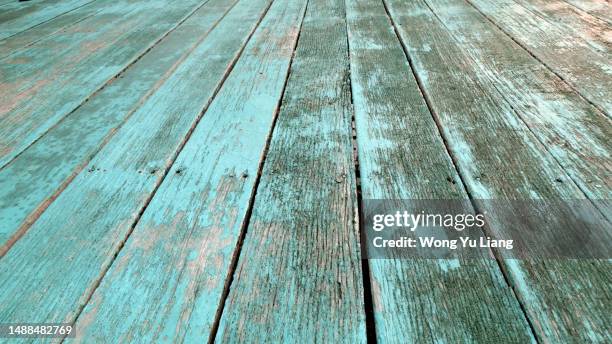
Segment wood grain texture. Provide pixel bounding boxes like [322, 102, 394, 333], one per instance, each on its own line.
[71, 0, 308, 341]
[0, 0, 272, 331]
[465, 0, 612, 116]
[423, 0, 611, 205]
[564, 0, 612, 23]
[0, 0, 238, 254]
[0, 0, 207, 168]
[346, 0, 534, 342]
[215, 0, 367, 342]
[386, 0, 612, 342]
[516, 0, 611, 54]
[0, 0, 104, 58]
[0, 0, 94, 40]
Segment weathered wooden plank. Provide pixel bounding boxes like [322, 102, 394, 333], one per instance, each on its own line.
[0, 0, 272, 331]
[0, 0, 104, 58]
[564, 0, 612, 23]
[515, 0, 611, 54]
[346, 0, 535, 342]
[71, 1, 306, 342]
[0, 0, 238, 254]
[423, 0, 611, 204]
[0, 1, 51, 17]
[0, 0, 94, 40]
[465, 0, 612, 116]
[386, 0, 612, 342]
[215, 0, 367, 342]
[0, 0, 207, 168]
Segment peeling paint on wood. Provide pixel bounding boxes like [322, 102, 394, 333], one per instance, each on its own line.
[0, 0, 272, 330]
[216, 0, 367, 342]
[385, 0, 612, 341]
[465, 0, 612, 116]
[72, 0, 308, 341]
[0, 0, 239, 254]
[0, 0, 208, 168]
[347, 0, 535, 342]
[0, 0, 609, 342]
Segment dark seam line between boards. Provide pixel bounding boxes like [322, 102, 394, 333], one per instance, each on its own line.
[206, 1, 311, 342]
[380, 0, 542, 342]
[423, 0, 612, 224]
[342, 0, 378, 341]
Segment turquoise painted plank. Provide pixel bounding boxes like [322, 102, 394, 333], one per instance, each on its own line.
[0, 0, 207, 168]
[0, 0, 95, 40]
[0, 0, 47, 16]
[515, 0, 611, 54]
[465, 0, 612, 116]
[564, 0, 612, 23]
[0, 0, 238, 254]
[424, 0, 611, 211]
[385, 0, 612, 342]
[216, 0, 367, 342]
[346, 0, 535, 342]
[72, 0, 307, 341]
[0, 0, 104, 58]
[0, 0, 272, 331]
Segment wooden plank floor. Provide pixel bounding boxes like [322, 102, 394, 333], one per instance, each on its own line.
[0, 0, 610, 342]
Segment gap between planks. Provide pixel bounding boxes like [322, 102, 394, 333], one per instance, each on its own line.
[205, 3, 310, 342]
[379, 0, 542, 341]
[562, 0, 612, 24]
[342, 0, 378, 341]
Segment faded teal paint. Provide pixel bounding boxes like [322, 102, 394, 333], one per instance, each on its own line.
[424, 0, 611, 205]
[346, 0, 535, 342]
[0, 0, 609, 342]
[466, 0, 612, 115]
[0, 0, 207, 168]
[216, 0, 367, 342]
[0, 0, 272, 330]
[72, 0, 307, 341]
[0, 0, 95, 40]
[386, 0, 612, 342]
[564, 0, 612, 23]
[0, 0, 106, 58]
[0, 0, 239, 253]
[511, 0, 610, 54]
